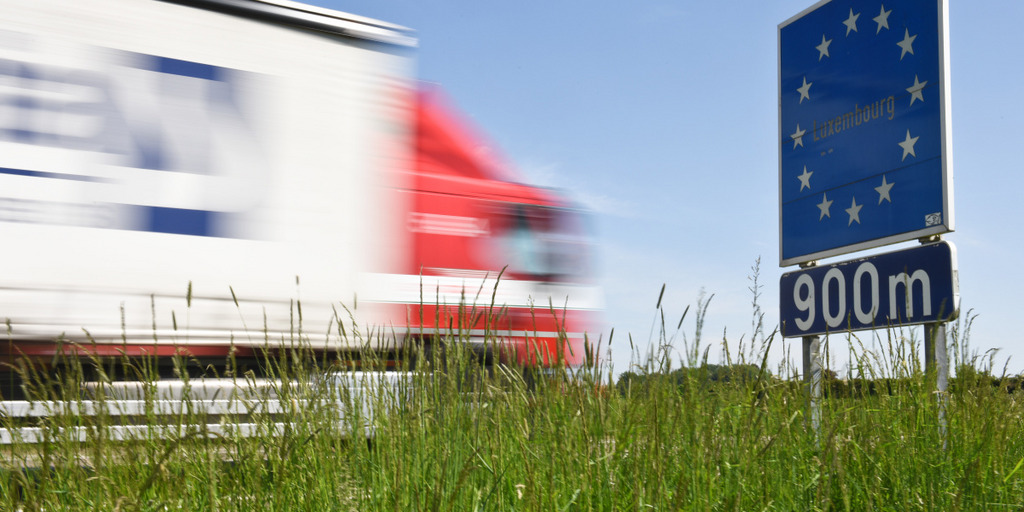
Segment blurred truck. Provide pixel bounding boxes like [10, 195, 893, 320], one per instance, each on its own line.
[0, 0, 600, 389]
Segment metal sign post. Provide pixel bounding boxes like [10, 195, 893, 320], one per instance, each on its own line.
[924, 321, 949, 445]
[803, 334, 821, 437]
[797, 259, 822, 440]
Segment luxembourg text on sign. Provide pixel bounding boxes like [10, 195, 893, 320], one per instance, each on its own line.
[779, 0, 952, 266]
[779, 241, 958, 338]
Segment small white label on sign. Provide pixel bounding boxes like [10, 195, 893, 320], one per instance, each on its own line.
[925, 213, 942, 226]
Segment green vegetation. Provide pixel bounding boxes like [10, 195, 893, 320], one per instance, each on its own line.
[1, 288, 1023, 511]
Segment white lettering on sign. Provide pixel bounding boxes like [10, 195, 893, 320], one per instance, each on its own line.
[889, 270, 931, 320]
[853, 263, 879, 324]
[822, 268, 845, 329]
[794, 273, 815, 331]
[792, 261, 934, 331]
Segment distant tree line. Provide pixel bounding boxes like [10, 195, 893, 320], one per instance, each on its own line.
[615, 363, 765, 397]
[615, 363, 1024, 398]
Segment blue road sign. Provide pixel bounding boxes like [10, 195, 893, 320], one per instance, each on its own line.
[779, 0, 952, 266]
[779, 241, 958, 337]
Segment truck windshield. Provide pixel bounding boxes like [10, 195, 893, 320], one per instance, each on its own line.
[504, 205, 591, 281]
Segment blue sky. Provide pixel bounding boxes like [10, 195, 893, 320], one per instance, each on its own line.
[313, 0, 1024, 377]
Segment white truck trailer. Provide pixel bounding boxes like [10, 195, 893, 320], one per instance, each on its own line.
[0, 0, 599, 395]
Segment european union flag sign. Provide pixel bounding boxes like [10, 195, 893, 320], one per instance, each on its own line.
[779, 0, 952, 267]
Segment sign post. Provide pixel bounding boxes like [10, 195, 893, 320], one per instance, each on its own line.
[779, 0, 954, 440]
[803, 334, 822, 435]
[925, 322, 949, 444]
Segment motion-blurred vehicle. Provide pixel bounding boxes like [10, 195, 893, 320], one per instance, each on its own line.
[0, 0, 599, 390]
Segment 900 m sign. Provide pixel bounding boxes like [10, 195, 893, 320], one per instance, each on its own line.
[780, 242, 958, 337]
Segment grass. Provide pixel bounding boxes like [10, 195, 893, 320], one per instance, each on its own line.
[1, 283, 1023, 511]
